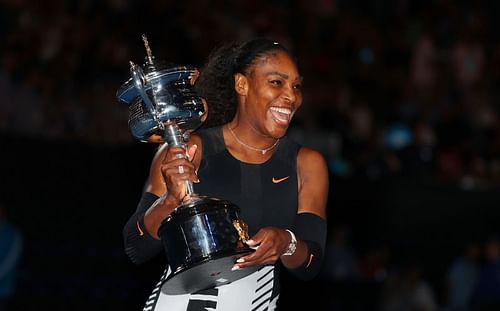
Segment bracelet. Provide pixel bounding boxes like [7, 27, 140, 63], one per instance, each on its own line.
[282, 229, 297, 256]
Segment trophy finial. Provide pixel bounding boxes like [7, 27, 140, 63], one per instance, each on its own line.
[142, 34, 154, 66]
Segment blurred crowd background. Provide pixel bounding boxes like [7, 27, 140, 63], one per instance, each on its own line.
[1, 0, 500, 310]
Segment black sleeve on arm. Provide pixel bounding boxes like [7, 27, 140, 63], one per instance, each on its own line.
[287, 212, 327, 281]
[123, 192, 164, 265]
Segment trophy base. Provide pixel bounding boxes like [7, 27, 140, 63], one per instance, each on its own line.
[162, 248, 259, 295]
[158, 195, 258, 295]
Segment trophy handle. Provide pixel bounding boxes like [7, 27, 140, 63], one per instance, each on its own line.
[129, 61, 163, 126]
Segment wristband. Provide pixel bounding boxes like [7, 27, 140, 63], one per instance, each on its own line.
[282, 229, 297, 256]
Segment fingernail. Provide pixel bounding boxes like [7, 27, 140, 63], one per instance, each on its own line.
[236, 258, 245, 263]
[194, 178, 200, 183]
[231, 265, 240, 271]
[246, 239, 256, 245]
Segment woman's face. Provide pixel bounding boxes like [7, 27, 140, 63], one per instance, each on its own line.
[238, 50, 303, 139]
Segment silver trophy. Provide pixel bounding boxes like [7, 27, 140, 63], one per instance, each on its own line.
[116, 35, 258, 295]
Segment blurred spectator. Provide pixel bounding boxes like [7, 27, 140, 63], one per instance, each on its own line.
[449, 16, 485, 91]
[0, 204, 23, 311]
[384, 122, 413, 152]
[359, 243, 390, 283]
[380, 259, 438, 311]
[410, 31, 438, 95]
[446, 240, 481, 311]
[320, 223, 361, 282]
[469, 235, 500, 311]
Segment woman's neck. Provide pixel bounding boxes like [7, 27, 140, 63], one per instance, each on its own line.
[223, 121, 279, 163]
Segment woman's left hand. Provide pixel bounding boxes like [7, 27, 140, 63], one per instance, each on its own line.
[232, 227, 290, 270]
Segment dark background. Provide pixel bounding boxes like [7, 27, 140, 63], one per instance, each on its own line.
[1, 0, 500, 310]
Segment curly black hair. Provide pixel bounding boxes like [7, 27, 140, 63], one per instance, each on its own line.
[194, 38, 291, 128]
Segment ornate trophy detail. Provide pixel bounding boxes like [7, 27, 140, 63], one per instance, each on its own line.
[116, 35, 257, 295]
[233, 220, 250, 244]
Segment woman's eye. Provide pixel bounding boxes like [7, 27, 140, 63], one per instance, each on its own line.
[293, 83, 302, 90]
[270, 80, 282, 86]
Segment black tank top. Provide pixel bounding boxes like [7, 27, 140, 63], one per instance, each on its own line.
[194, 126, 300, 236]
[143, 126, 302, 310]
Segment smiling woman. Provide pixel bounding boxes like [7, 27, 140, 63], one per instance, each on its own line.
[122, 38, 329, 311]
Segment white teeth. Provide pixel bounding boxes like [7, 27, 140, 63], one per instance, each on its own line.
[269, 107, 293, 124]
[270, 107, 291, 114]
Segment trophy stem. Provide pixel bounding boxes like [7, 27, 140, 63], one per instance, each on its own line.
[163, 123, 195, 197]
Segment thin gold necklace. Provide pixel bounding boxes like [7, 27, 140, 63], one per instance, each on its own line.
[227, 125, 279, 155]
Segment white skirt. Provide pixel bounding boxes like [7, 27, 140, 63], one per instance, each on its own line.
[143, 265, 278, 311]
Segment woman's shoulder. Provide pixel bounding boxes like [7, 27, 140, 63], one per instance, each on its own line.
[296, 145, 328, 173]
[298, 145, 326, 162]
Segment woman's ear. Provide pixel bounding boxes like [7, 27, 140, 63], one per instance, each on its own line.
[200, 98, 208, 123]
[234, 73, 248, 96]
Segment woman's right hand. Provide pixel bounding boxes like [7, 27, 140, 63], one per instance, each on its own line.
[159, 144, 199, 205]
[143, 143, 199, 239]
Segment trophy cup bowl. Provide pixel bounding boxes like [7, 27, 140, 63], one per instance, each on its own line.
[116, 35, 258, 295]
[116, 63, 204, 143]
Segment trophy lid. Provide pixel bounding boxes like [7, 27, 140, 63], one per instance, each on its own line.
[116, 65, 199, 107]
